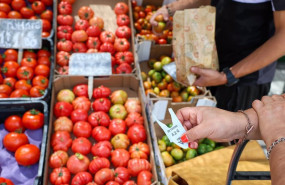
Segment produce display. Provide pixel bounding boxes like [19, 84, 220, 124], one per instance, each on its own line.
[131, 1, 172, 45]
[0, 0, 54, 38]
[0, 108, 45, 184]
[55, 2, 135, 75]
[141, 56, 202, 101]
[0, 47, 52, 98]
[48, 83, 153, 185]
[158, 126, 224, 167]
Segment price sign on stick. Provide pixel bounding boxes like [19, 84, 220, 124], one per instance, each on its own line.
[163, 62, 177, 81]
[69, 53, 112, 99]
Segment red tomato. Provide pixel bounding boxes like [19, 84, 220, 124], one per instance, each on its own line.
[71, 137, 92, 155]
[72, 83, 88, 97]
[49, 150, 69, 168]
[67, 153, 90, 174]
[40, 10, 53, 21]
[53, 101, 73, 118]
[123, 181, 136, 185]
[117, 14, 130, 26]
[89, 16, 104, 30]
[3, 77, 16, 89]
[88, 111, 110, 127]
[21, 57, 37, 68]
[42, 19, 51, 32]
[1, 61, 19, 78]
[41, 0, 53, 6]
[114, 38, 130, 52]
[0, 84, 12, 96]
[91, 141, 112, 158]
[127, 159, 151, 177]
[34, 64, 50, 77]
[11, 0, 26, 11]
[116, 63, 132, 74]
[129, 142, 150, 160]
[20, 7, 35, 18]
[22, 109, 44, 130]
[124, 99, 142, 114]
[30, 86, 45, 97]
[106, 182, 120, 185]
[37, 49, 51, 58]
[7, 11, 20, 19]
[114, 167, 130, 184]
[89, 157, 110, 174]
[111, 149, 130, 167]
[86, 25, 101, 37]
[71, 109, 88, 123]
[127, 124, 146, 144]
[31, 1, 45, 14]
[57, 26, 73, 40]
[73, 121, 92, 138]
[10, 89, 29, 98]
[15, 79, 32, 91]
[100, 31, 115, 43]
[158, 38, 167, 45]
[125, 112, 144, 127]
[38, 56, 51, 66]
[4, 49, 18, 61]
[92, 126, 111, 142]
[56, 51, 70, 67]
[115, 51, 134, 65]
[23, 50, 37, 59]
[72, 96, 91, 112]
[78, 6, 94, 20]
[53, 116, 73, 132]
[57, 39, 73, 52]
[71, 172, 93, 185]
[51, 131, 72, 151]
[75, 19, 90, 31]
[137, 171, 152, 185]
[114, 2, 129, 15]
[0, 11, 7, 18]
[57, 14, 73, 26]
[4, 115, 24, 132]
[73, 42, 88, 53]
[16, 66, 34, 80]
[42, 32, 51, 38]
[58, 1, 72, 15]
[99, 42, 115, 55]
[32, 75, 49, 88]
[94, 168, 114, 185]
[109, 119, 126, 135]
[0, 178, 14, 185]
[3, 132, 29, 152]
[92, 98, 111, 113]
[92, 85, 111, 99]
[58, 66, 69, 75]
[86, 37, 101, 50]
[0, 3, 10, 14]
[87, 48, 98, 53]
[50, 167, 71, 185]
[115, 26, 131, 39]
[15, 144, 40, 166]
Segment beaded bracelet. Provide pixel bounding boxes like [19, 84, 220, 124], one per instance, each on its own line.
[267, 137, 285, 159]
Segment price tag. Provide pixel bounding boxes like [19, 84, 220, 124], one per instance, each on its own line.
[137, 41, 151, 62]
[0, 19, 42, 49]
[152, 100, 168, 121]
[153, 108, 188, 149]
[163, 62, 177, 81]
[69, 53, 112, 76]
[196, 98, 217, 107]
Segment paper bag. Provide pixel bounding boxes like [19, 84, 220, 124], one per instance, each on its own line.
[173, 6, 219, 86]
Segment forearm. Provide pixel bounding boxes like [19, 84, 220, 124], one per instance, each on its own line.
[269, 143, 285, 185]
[168, 0, 211, 13]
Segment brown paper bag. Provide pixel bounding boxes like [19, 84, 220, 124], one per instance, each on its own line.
[173, 6, 219, 86]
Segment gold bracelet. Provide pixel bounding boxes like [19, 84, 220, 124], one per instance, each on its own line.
[238, 110, 254, 142]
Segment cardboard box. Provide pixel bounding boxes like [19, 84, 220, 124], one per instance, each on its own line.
[43, 75, 159, 185]
[54, 0, 138, 77]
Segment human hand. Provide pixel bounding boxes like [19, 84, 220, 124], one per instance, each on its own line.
[176, 107, 249, 148]
[190, 67, 227, 87]
[150, 6, 169, 27]
[252, 94, 285, 147]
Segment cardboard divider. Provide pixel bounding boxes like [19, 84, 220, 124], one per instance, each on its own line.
[43, 75, 158, 185]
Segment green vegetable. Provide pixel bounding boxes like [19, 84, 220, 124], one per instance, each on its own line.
[197, 144, 207, 155]
[162, 135, 171, 146]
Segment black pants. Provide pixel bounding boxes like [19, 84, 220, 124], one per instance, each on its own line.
[210, 83, 271, 112]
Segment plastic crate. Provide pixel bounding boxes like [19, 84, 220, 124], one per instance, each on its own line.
[0, 100, 49, 185]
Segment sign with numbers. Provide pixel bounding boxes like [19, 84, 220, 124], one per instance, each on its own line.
[69, 53, 112, 76]
[0, 19, 42, 49]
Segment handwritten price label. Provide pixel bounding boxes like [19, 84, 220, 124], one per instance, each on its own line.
[0, 19, 42, 49]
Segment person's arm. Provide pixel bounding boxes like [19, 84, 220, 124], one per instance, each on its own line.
[190, 10, 285, 87]
[150, 0, 211, 26]
[252, 94, 285, 185]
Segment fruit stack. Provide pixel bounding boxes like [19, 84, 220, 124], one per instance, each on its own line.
[55, 1, 135, 75]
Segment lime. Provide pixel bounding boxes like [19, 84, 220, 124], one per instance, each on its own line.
[162, 135, 171, 146]
[158, 139, 166, 152]
[153, 62, 163, 72]
[197, 144, 207, 155]
[185, 148, 197, 160]
[171, 148, 184, 161]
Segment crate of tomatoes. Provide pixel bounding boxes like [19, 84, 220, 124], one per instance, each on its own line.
[0, 0, 55, 39]
[55, 0, 137, 76]
[0, 39, 54, 101]
[0, 100, 49, 185]
[43, 75, 158, 185]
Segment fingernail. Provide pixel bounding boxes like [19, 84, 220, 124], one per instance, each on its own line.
[189, 142, 198, 149]
[181, 134, 189, 143]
